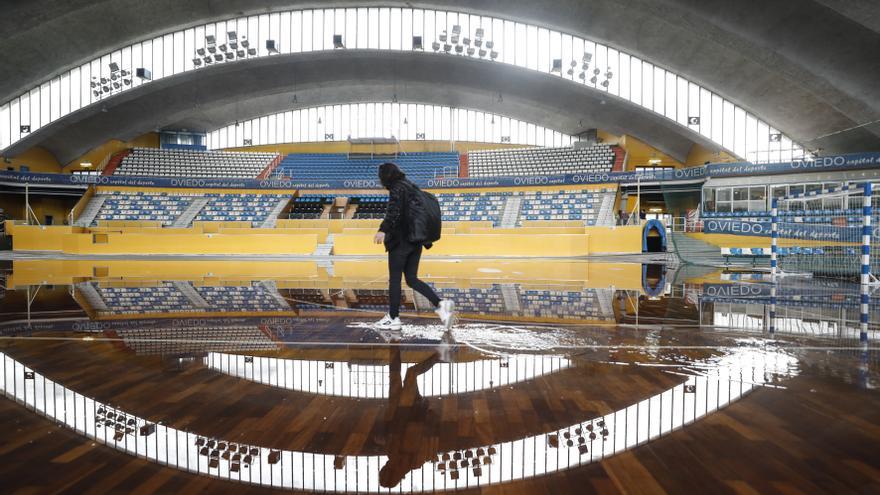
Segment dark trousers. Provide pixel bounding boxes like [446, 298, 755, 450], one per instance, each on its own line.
[388, 240, 441, 318]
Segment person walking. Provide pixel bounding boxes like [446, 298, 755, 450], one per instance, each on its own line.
[373, 162, 454, 330]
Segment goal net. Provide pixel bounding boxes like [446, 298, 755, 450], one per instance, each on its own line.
[772, 182, 876, 281]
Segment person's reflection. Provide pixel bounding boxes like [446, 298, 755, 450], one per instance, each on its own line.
[377, 338, 445, 488]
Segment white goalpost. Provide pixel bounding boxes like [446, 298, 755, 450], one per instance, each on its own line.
[770, 182, 877, 342]
[771, 182, 877, 284]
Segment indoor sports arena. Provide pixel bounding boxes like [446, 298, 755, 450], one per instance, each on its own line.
[1, 2, 880, 493]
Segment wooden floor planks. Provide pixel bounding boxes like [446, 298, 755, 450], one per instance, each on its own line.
[1, 334, 879, 494]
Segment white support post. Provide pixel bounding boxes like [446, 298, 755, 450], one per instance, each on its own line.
[637, 176, 641, 226]
[770, 198, 778, 280]
[24, 183, 41, 226]
[860, 182, 873, 342]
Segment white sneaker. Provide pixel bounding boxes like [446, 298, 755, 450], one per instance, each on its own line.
[437, 329, 456, 363]
[435, 300, 456, 329]
[374, 314, 402, 330]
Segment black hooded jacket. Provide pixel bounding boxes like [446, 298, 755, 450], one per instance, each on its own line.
[378, 178, 415, 252]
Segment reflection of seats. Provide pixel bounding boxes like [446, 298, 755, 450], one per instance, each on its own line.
[353, 289, 388, 309]
[116, 326, 277, 355]
[283, 289, 327, 309]
[95, 282, 199, 315]
[195, 282, 290, 312]
[435, 287, 505, 314]
[92, 281, 289, 315]
[352, 289, 415, 311]
[519, 289, 611, 320]
[431, 286, 612, 320]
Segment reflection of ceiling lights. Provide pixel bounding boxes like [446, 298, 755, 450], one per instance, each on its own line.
[648, 158, 662, 165]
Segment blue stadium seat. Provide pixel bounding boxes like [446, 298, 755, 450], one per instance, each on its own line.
[273, 152, 459, 181]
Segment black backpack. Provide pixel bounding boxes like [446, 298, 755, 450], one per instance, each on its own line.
[404, 183, 442, 246]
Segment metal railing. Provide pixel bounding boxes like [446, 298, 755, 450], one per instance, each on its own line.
[670, 216, 702, 233]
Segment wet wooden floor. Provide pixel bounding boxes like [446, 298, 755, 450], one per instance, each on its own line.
[1, 333, 879, 494]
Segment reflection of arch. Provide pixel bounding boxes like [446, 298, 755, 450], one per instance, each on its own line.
[0, 348, 792, 492]
[642, 219, 667, 253]
[205, 353, 571, 398]
[642, 264, 668, 298]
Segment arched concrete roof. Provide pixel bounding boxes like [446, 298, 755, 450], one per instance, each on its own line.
[6, 51, 719, 164]
[1, 0, 878, 155]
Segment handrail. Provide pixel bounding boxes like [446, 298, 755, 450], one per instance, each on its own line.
[670, 216, 702, 233]
[97, 150, 114, 172]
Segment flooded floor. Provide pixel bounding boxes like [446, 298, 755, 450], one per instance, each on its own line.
[0, 258, 879, 494]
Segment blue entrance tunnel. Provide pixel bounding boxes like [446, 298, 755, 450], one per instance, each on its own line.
[642, 219, 667, 253]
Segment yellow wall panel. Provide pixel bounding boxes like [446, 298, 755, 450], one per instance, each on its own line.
[586, 226, 643, 254]
[9, 224, 316, 255]
[620, 135, 682, 169]
[5, 146, 62, 173]
[519, 220, 587, 228]
[63, 233, 317, 255]
[219, 227, 329, 243]
[684, 143, 738, 166]
[8, 224, 81, 251]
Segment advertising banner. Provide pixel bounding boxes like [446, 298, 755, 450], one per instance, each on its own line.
[701, 218, 861, 241]
[1, 152, 878, 191]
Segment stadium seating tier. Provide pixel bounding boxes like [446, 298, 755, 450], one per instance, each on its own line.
[113, 148, 277, 178]
[467, 145, 618, 178]
[273, 152, 459, 181]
